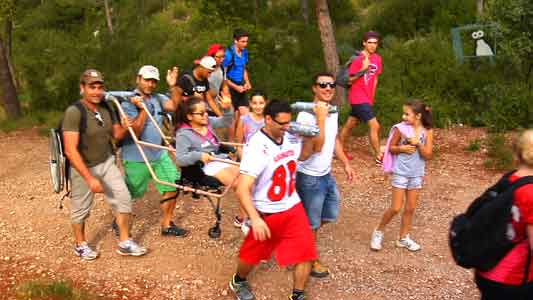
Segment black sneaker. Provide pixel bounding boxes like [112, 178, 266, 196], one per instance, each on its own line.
[229, 274, 254, 300]
[288, 293, 306, 300]
[161, 222, 189, 237]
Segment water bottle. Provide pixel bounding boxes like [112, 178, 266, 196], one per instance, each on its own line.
[106, 91, 137, 101]
[288, 122, 320, 137]
[291, 102, 337, 114]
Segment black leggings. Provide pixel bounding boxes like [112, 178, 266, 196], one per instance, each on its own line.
[475, 274, 533, 300]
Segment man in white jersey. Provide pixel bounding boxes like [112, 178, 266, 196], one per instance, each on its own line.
[296, 72, 355, 278]
[229, 100, 328, 300]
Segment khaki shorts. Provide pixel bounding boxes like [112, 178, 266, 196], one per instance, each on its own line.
[69, 155, 132, 224]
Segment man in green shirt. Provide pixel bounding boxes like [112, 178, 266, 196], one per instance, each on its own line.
[62, 69, 148, 260]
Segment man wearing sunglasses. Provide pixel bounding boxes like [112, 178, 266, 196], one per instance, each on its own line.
[120, 65, 188, 238]
[170, 56, 223, 117]
[295, 72, 355, 279]
[339, 31, 383, 164]
[62, 69, 147, 259]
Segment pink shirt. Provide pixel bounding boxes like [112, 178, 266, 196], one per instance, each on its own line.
[348, 53, 382, 105]
[478, 173, 533, 285]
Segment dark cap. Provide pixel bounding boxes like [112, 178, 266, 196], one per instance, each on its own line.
[80, 69, 104, 84]
[363, 31, 381, 42]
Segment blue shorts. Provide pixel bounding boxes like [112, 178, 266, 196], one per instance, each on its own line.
[391, 174, 423, 190]
[350, 103, 375, 123]
[295, 172, 340, 230]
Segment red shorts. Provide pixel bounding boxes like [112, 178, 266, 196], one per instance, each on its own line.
[239, 202, 317, 267]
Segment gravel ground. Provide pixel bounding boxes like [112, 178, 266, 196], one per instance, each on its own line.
[0, 127, 499, 299]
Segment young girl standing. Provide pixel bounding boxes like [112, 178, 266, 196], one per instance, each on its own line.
[235, 91, 267, 158]
[370, 99, 433, 252]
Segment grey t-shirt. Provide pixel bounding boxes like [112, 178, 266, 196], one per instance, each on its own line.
[208, 67, 224, 95]
[392, 130, 427, 177]
[62, 101, 117, 167]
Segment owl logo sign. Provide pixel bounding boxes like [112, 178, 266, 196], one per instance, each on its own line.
[451, 24, 498, 64]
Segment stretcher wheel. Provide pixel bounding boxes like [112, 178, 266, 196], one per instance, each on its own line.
[208, 226, 221, 239]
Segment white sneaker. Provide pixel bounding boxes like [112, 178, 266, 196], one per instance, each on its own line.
[241, 220, 251, 236]
[370, 229, 384, 251]
[74, 242, 98, 260]
[396, 234, 421, 251]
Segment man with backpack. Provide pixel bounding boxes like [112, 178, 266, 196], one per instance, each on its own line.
[339, 31, 383, 163]
[118, 65, 188, 238]
[223, 28, 252, 140]
[170, 56, 223, 117]
[62, 69, 147, 259]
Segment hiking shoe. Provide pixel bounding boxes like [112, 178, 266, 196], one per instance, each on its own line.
[310, 260, 329, 278]
[229, 274, 254, 300]
[116, 239, 148, 256]
[396, 235, 421, 252]
[288, 294, 306, 300]
[233, 216, 245, 228]
[161, 222, 189, 237]
[74, 242, 98, 261]
[370, 229, 384, 251]
[111, 219, 119, 237]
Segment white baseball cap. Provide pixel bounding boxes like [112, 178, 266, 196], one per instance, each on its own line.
[199, 56, 217, 71]
[138, 65, 160, 81]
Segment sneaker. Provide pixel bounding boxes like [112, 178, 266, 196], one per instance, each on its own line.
[161, 222, 189, 237]
[74, 242, 98, 261]
[229, 274, 254, 300]
[288, 294, 306, 300]
[111, 218, 119, 237]
[396, 234, 421, 252]
[233, 216, 244, 228]
[370, 229, 384, 251]
[116, 239, 148, 256]
[310, 260, 329, 278]
[241, 221, 251, 236]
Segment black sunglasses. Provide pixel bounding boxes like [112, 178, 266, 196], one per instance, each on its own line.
[316, 82, 336, 89]
[190, 111, 208, 116]
[272, 118, 291, 126]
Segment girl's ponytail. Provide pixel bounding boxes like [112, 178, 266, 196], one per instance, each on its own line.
[405, 99, 433, 129]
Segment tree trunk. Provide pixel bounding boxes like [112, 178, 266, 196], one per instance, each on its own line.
[0, 37, 21, 119]
[4, 19, 18, 90]
[315, 0, 342, 105]
[104, 0, 114, 34]
[300, 0, 309, 25]
[477, 0, 484, 16]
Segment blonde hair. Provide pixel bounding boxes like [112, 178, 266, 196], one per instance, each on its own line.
[515, 129, 533, 167]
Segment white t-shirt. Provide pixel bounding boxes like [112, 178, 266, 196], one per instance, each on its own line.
[240, 130, 302, 213]
[296, 111, 338, 176]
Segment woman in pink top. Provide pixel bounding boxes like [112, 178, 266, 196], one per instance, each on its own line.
[476, 129, 533, 299]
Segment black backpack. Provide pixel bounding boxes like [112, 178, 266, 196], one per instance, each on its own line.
[335, 51, 364, 88]
[449, 171, 533, 271]
[49, 100, 115, 207]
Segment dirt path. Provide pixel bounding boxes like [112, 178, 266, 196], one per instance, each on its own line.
[0, 127, 499, 299]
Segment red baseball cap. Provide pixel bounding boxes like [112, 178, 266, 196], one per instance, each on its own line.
[207, 43, 224, 56]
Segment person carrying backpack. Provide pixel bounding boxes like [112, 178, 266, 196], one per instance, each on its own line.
[474, 129, 533, 299]
[339, 31, 383, 163]
[370, 99, 433, 252]
[62, 69, 147, 259]
[223, 28, 252, 140]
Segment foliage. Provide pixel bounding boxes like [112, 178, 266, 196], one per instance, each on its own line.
[2, 0, 531, 133]
[484, 133, 515, 170]
[16, 280, 90, 300]
[465, 138, 482, 152]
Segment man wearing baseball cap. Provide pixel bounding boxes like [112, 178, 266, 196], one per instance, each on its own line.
[62, 69, 147, 259]
[170, 56, 223, 117]
[339, 31, 383, 164]
[118, 65, 189, 238]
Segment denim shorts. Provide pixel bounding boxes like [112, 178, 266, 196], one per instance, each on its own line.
[350, 103, 375, 122]
[391, 174, 423, 190]
[295, 172, 340, 230]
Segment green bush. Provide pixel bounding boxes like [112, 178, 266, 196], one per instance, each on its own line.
[16, 280, 90, 300]
[484, 133, 514, 170]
